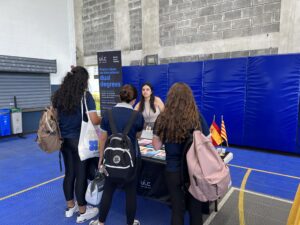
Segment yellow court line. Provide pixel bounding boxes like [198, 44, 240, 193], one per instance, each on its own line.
[0, 175, 64, 201]
[238, 168, 252, 225]
[229, 164, 300, 180]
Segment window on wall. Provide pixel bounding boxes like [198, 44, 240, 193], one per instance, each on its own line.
[0, 72, 51, 110]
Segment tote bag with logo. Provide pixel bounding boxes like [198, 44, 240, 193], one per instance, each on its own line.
[78, 93, 99, 161]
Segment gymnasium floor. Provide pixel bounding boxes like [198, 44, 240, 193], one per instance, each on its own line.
[0, 134, 299, 225]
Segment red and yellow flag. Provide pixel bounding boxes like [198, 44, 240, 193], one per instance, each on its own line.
[221, 117, 228, 146]
[210, 120, 222, 146]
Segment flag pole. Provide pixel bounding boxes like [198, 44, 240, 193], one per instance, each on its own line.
[222, 115, 229, 147]
[220, 115, 223, 150]
[221, 115, 223, 144]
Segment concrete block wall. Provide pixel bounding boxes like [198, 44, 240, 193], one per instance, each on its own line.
[159, 0, 281, 46]
[82, 0, 115, 56]
[76, 0, 300, 66]
[129, 0, 142, 50]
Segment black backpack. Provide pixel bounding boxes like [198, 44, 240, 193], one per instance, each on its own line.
[103, 109, 138, 183]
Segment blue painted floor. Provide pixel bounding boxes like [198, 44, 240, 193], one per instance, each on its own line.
[0, 134, 299, 225]
[228, 146, 300, 200]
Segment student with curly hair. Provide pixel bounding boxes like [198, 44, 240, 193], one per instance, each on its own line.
[52, 66, 101, 223]
[152, 82, 209, 225]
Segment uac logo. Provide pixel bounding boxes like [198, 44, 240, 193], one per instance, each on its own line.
[89, 140, 98, 151]
[140, 179, 151, 189]
[98, 56, 107, 64]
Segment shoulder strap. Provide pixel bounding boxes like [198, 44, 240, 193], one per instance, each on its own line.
[180, 130, 194, 187]
[81, 92, 91, 121]
[108, 109, 118, 134]
[123, 111, 138, 136]
[50, 106, 63, 172]
[50, 106, 62, 138]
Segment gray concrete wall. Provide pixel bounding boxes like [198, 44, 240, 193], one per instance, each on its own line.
[76, 0, 299, 66]
[74, 0, 85, 66]
[129, 0, 142, 50]
[159, 0, 280, 46]
[82, 0, 115, 57]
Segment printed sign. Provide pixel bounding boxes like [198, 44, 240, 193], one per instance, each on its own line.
[97, 51, 122, 115]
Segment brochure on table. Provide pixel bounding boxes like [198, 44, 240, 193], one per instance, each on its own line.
[139, 145, 166, 160]
[138, 138, 233, 163]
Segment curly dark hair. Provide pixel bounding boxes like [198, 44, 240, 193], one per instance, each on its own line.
[138, 82, 156, 113]
[52, 66, 89, 113]
[155, 82, 201, 143]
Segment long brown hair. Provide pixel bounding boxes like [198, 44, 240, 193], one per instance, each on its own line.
[155, 82, 201, 143]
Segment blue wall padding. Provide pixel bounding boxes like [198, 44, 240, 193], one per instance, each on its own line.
[122, 66, 141, 102]
[244, 55, 300, 153]
[122, 54, 300, 154]
[138, 65, 169, 102]
[168, 62, 203, 109]
[202, 58, 247, 145]
[122, 66, 141, 87]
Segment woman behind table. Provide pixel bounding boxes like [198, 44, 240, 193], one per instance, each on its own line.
[89, 84, 144, 225]
[52, 66, 101, 223]
[152, 82, 209, 225]
[134, 82, 164, 130]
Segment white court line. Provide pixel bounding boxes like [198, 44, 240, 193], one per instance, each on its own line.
[203, 187, 292, 225]
[232, 187, 293, 204]
[204, 187, 235, 225]
[229, 164, 300, 180]
[0, 175, 64, 201]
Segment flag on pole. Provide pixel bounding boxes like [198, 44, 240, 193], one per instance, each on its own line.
[221, 115, 228, 147]
[210, 115, 222, 146]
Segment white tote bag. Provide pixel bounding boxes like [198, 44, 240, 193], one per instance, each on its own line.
[85, 172, 105, 205]
[78, 93, 99, 161]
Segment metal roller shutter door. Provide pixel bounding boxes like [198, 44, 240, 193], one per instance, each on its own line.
[0, 72, 51, 109]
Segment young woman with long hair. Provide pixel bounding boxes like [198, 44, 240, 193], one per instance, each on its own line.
[134, 82, 164, 130]
[52, 66, 101, 223]
[152, 82, 209, 225]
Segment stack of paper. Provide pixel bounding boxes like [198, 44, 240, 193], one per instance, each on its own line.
[138, 139, 152, 146]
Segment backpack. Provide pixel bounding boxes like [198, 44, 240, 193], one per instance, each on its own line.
[103, 110, 138, 183]
[36, 106, 63, 153]
[185, 130, 231, 202]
